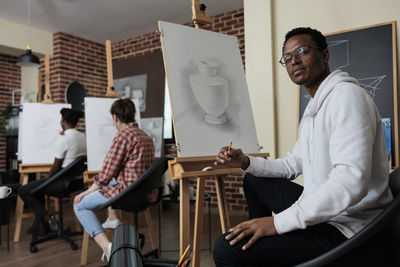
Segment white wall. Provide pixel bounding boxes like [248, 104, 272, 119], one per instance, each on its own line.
[0, 18, 52, 56]
[245, 0, 400, 159]
[244, 0, 277, 158]
[21, 66, 39, 103]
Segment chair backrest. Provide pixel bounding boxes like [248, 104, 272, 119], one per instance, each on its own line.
[98, 155, 172, 213]
[295, 167, 400, 267]
[30, 154, 87, 197]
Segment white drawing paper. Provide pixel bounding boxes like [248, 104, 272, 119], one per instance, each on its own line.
[85, 97, 141, 171]
[140, 117, 163, 158]
[159, 21, 259, 156]
[20, 103, 71, 164]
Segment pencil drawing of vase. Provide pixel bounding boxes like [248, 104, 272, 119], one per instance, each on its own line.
[189, 59, 229, 124]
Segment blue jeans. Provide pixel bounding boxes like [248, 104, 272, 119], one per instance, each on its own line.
[73, 179, 116, 238]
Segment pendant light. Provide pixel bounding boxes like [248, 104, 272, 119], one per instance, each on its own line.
[17, 0, 40, 66]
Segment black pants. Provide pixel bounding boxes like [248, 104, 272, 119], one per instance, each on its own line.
[213, 174, 347, 267]
[18, 179, 48, 217]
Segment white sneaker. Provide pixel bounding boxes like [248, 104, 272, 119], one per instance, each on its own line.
[101, 242, 112, 262]
[101, 218, 120, 229]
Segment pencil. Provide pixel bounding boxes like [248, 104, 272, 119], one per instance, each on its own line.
[225, 142, 232, 159]
[177, 244, 190, 266]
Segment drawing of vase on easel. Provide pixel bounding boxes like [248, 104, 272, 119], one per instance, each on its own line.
[189, 59, 229, 124]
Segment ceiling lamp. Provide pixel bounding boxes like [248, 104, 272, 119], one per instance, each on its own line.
[18, 0, 40, 66]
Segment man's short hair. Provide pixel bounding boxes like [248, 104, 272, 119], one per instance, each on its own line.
[282, 27, 328, 53]
[110, 98, 136, 123]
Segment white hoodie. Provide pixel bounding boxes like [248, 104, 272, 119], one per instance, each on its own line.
[246, 70, 393, 238]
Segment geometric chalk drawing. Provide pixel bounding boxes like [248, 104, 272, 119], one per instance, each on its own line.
[328, 40, 350, 69]
[358, 75, 386, 99]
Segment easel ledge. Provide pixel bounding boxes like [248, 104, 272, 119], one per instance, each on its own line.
[168, 153, 269, 180]
[19, 163, 53, 173]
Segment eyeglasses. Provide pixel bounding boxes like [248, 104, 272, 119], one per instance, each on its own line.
[279, 45, 322, 67]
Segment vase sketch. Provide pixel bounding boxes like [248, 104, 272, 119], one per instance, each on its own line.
[189, 59, 229, 124]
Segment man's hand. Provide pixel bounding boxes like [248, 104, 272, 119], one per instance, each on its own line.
[225, 217, 277, 250]
[214, 147, 250, 170]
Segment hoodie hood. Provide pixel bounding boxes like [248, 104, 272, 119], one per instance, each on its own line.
[304, 70, 359, 118]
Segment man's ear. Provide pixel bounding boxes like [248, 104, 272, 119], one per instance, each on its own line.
[322, 49, 329, 62]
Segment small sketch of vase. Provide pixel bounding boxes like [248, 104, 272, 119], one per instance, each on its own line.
[189, 59, 229, 124]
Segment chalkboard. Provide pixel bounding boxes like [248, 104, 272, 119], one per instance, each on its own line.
[298, 22, 398, 167]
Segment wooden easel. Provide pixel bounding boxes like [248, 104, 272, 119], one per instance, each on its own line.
[80, 39, 118, 265]
[42, 54, 54, 104]
[162, 2, 269, 267]
[14, 53, 54, 242]
[105, 40, 119, 98]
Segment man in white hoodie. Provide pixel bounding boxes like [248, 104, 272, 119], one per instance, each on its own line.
[213, 27, 393, 266]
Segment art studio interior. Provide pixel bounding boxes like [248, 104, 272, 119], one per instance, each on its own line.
[0, 0, 400, 266]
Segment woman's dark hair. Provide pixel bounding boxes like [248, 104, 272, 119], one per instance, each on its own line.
[110, 98, 136, 123]
[282, 27, 328, 53]
[60, 108, 84, 127]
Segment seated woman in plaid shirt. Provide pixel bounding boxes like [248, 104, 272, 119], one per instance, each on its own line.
[74, 98, 155, 262]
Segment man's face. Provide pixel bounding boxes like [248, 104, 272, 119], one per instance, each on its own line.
[282, 34, 328, 87]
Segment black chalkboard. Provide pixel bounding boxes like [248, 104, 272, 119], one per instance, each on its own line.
[298, 22, 398, 167]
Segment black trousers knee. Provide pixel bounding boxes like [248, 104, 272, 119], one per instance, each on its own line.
[18, 179, 48, 217]
[213, 174, 347, 267]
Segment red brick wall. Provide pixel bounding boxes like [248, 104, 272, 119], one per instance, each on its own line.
[0, 54, 21, 171]
[112, 9, 247, 211]
[50, 32, 108, 101]
[111, 9, 245, 64]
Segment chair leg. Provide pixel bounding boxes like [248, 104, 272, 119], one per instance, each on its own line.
[158, 202, 162, 255]
[14, 173, 29, 242]
[80, 231, 90, 266]
[144, 208, 158, 251]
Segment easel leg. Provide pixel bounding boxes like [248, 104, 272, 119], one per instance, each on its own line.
[179, 179, 190, 256]
[193, 177, 205, 267]
[80, 231, 90, 265]
[144, 208, 157, 251]
[214, 176, 231, 233]
[14, 173, 29, 242]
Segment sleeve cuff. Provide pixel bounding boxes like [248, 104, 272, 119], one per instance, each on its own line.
[243, 156, 256, 173]
[273, 206, 301, 235]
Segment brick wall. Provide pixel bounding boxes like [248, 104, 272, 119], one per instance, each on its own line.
[0, 54, 21, 171]
[111, 9, 245, 64]
[112, 9, 247, 211]
[50, 32, 108, 101]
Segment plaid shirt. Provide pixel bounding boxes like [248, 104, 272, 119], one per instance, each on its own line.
[93, 123, 155, 199]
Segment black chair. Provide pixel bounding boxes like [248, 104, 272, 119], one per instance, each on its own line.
[29, 154, 87, 253]
[295, 168, 400, 267]
[98, 155, 173, 258]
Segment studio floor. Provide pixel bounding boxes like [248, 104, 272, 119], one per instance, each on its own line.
[0, 198, 248, 267]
